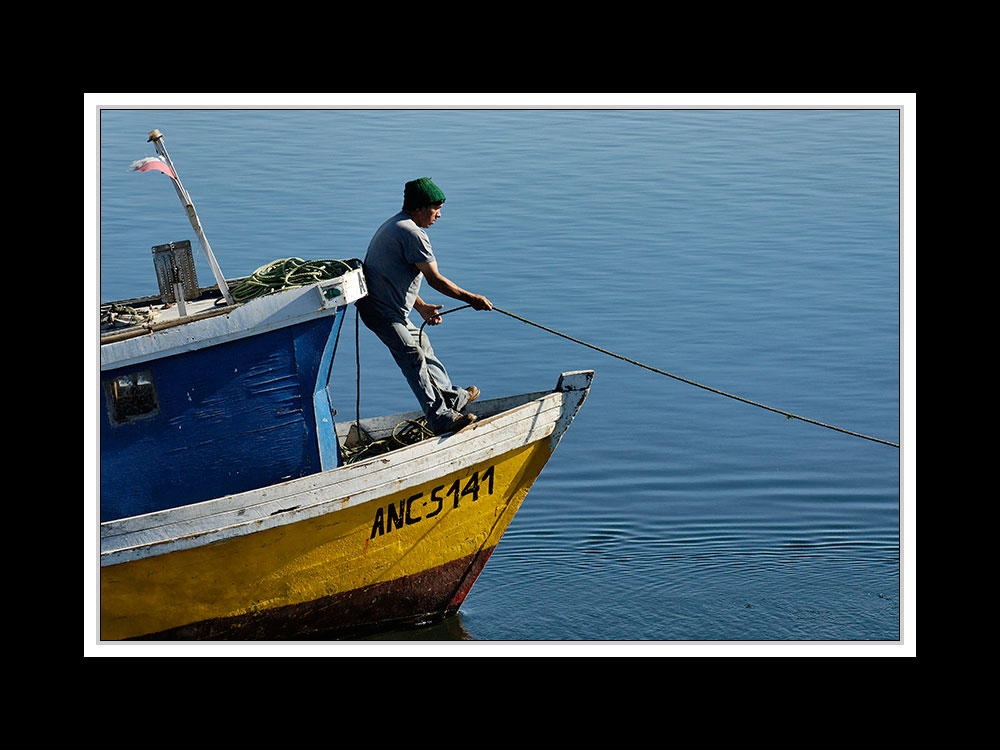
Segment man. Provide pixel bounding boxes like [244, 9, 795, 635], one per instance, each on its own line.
[356, 177, 493, 435]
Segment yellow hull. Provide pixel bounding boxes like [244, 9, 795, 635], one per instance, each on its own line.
[101, 441, 552, 640]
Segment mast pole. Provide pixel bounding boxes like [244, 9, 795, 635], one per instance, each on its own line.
[146, 129, 235, 305]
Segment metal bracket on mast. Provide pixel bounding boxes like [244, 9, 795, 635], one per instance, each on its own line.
[146, 129, 235, 306]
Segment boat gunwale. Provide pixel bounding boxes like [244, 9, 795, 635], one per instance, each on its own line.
[99, 379, 591, 565]
[102, 388, 551, 532]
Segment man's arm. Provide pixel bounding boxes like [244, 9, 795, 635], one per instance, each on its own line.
[415, 260, 493, 312]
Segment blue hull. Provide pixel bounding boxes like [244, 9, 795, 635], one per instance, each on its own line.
[100, 312, 346, 522]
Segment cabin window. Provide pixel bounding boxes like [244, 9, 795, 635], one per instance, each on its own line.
[104, 370, 160, 425]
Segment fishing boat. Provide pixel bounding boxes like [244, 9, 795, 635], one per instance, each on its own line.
[98, 130, 594, 640]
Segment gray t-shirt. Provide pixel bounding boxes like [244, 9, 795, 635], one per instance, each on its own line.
[361, 211, 436, 321]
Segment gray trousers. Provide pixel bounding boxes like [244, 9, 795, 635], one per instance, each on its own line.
[357, 301, 470, 432]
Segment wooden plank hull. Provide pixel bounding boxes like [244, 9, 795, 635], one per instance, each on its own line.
[100, 269, 367, 521]
[100, 372, 593, 640]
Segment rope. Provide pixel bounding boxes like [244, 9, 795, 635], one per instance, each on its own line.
[422, 304, 899, 449]
[342, 304, 438, 465]
[355, 304, 361, 443]
[227, 258, 354, 303]
[101, 303, 155, 329]
[340, 418, 436, 465]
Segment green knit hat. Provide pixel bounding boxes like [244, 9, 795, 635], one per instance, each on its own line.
[403, 177, 446, 210]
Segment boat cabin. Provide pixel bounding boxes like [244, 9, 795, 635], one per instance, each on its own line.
[99, 242, 366, 523]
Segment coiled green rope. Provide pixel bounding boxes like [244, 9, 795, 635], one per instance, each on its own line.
[228, 258, 354, 303]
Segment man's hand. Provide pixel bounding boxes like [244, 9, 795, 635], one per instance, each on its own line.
[414, 299, 444, 326]
[467, 293, 493, 311]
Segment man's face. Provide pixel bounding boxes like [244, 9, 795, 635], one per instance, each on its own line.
[411, 203, 443, 228]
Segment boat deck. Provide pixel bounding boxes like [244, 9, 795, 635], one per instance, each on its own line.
[100, 262, 366, 366]
[100, 283, 236, 341]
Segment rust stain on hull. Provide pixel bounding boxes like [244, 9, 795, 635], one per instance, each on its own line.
[134, 546, 496, 640]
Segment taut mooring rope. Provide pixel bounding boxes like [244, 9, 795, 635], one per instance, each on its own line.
[422, 304, 899, 449]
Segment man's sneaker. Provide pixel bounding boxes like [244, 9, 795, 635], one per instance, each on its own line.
[436, 412, 477, 435]
[465, 386, 480, 405]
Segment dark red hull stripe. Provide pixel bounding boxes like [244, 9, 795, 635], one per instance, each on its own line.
[134, 545, 497, 640]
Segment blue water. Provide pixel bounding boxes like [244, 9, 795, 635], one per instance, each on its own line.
[94, 108, 904, 645]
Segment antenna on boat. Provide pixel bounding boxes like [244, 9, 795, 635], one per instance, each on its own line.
[145, 129, 235, 306]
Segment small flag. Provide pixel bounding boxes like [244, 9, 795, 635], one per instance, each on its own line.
[129, 156, 175, 179]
